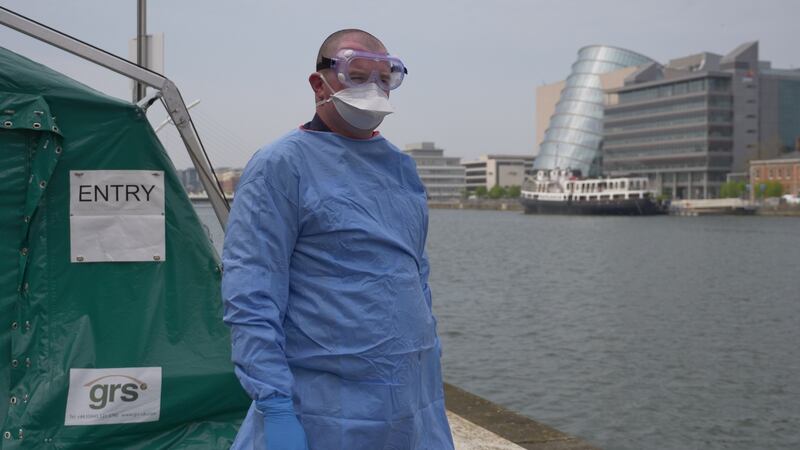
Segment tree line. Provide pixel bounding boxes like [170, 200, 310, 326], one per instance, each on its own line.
[719, 180, 783, 199]
[466, 185, 522, 199]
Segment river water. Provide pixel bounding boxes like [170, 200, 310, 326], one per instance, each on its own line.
[197, 204, 800, 450]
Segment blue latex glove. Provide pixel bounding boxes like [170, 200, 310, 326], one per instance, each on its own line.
[257, 396, 308, 450]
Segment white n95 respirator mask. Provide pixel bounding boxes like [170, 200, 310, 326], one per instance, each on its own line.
[316, 74, 394, 130]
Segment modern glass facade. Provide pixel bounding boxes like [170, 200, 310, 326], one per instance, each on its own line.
[534, 46, 654, 176]
[778, 79, 800, 150]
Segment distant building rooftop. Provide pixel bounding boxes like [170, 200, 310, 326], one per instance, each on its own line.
[750, 152, 800, 164]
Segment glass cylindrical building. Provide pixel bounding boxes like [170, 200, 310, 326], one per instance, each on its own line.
[534, 46, 654, 176]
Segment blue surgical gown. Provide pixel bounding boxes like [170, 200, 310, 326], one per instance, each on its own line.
[222, 128, 454, 450]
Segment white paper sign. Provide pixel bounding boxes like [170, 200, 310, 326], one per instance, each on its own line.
[65, 367, 162, 426]
[70, 170, 165, 262]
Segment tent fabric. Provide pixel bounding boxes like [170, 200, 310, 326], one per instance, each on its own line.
[0, 46, 249, 449]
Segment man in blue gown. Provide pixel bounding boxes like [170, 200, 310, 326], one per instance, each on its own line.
[222, 29, 454, 450]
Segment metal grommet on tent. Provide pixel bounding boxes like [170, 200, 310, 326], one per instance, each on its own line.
[10, 359, 19, 368]
[55, 146, 62, 154]
[39, 180, 46, 189]
[51, 125, 59, 132]
[9, 396, 17, 405]
[3, 431, 11, 440]
[3, 121, 11, 127]
[32, 122, 41, 129]
[11, 321, 18, 330]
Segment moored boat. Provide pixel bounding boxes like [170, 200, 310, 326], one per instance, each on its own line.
[520, 169, 668, 215]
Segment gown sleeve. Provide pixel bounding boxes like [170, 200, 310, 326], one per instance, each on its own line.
[221, 165, 299, 404]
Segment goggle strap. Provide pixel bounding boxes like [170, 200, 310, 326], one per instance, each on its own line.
[316, 56, 336, 71]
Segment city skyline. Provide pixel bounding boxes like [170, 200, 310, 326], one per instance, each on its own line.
[1, 1, 798, 170]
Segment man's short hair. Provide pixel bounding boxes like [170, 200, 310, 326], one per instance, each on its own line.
[316, 29, 386, 67]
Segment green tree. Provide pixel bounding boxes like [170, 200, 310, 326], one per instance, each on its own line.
[720, 183, 731, 198]
[719, 181, 746, 198]
[475, 186, 488, 198]
[506, 185, 521, 198]
[754, 181, 784, 199]
[765, 180, 783, 198]
[488, 185, 505, 199]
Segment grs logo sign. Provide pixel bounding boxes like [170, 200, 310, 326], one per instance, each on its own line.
[65, 367, 162, 426]
[85, 374, 146, 409]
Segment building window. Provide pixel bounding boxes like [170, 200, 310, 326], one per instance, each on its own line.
[688, 79, 706, 93]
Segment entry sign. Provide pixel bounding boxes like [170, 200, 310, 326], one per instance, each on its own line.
[70, 170, 165, 263]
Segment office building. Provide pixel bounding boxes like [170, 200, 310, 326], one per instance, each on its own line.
[603, 64, 736, 199]
[535, 41, 800, 199]
[462, 155, 535, 192]
[402, 142, 465, 201]
[604, 42, 800, 198]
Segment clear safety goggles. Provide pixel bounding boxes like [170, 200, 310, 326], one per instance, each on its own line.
[316, 48, 408, 91]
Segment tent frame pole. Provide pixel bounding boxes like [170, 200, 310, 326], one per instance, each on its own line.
[0, 6, 230, 230]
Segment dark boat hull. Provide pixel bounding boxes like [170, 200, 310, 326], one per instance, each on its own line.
[521, 197, 667, 215]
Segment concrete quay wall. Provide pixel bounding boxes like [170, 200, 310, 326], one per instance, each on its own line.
[755, 205, 800, 216]
[445, 383, 599, 450]
[429, 200, 523, 212]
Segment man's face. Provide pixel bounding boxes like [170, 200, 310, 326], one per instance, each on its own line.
[317, 38, 391, 96]
[309, 36, 392, 138]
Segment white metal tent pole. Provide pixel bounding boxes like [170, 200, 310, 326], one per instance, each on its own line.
[0, 6, 230, 230]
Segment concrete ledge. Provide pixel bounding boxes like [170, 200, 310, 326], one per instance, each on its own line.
[445, 383, 600, 450]
[448, 411, 526, 449]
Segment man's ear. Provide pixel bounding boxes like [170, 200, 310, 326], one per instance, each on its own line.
[309, 73, 326, 101]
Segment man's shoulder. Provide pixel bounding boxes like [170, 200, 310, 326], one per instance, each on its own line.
[379, 138, 416, 165]
[240, 129, 307, 186]
[251, 129, 307, 164]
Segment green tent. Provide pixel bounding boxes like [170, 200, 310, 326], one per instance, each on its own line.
[0, 46, 249, 448]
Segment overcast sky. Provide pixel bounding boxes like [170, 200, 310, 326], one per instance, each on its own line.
[1, 0, 798, 169]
